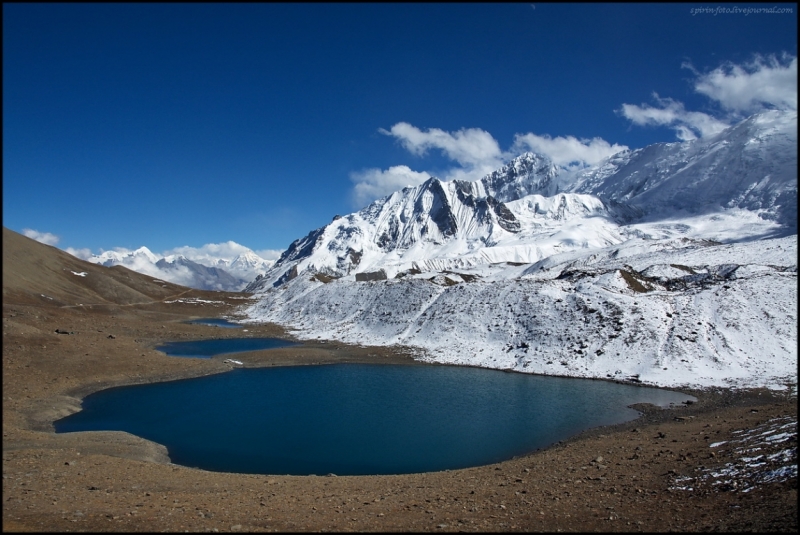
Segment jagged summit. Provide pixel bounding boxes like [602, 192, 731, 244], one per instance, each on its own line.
[229, 251, 268, 270]
[480, 152, 560, 201]
[267, 176, 539, 283]
[253, 172, 625, 289]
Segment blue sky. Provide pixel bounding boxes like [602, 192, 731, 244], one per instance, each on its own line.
[3, 3, 797, 259]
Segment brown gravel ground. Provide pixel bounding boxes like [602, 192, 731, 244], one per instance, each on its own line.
[3, 229, 797, 532]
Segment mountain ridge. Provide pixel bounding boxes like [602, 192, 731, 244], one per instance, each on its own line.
[80, 245, 274, 292]
[250, 109, 796, 291]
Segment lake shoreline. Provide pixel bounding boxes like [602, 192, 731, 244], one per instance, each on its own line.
[3, 295, 796, 532]
[53, 358, 696, 477]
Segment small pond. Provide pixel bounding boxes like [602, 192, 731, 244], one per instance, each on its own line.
[185, 318, 243, 328]
[155, 338, 297, 358]
[55, 363, 694, 476]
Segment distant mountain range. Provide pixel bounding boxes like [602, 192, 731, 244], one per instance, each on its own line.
[83, 247, 274, 292]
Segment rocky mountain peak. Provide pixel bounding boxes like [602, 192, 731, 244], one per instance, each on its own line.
[480, 152, 560, 202]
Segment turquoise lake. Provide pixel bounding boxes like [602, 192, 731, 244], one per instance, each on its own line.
[55, 361, 694, 476]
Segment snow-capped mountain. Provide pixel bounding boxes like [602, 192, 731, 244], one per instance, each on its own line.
[155, 255, 249, 291]
[249, 109, 796, 291]
[480, 152, 560, 201]
[225, 251, 274, 280]
[565, 109, 797, 229]
[248, 181, 630, 290]
[243, 233, 796, 389]
[241, 109, 797, 390]
[92, 246, 161, 266]
[82, 247, 274, 291]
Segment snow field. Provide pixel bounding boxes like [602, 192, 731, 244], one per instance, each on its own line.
[242, 236, 796, 389]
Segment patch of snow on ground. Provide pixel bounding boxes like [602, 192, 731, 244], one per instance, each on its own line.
[164, 298, 225, 305]
[669, 416, 797, 493]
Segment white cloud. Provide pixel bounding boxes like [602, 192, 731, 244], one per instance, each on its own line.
[154, 264, 201, 288]
[22, 228, 60, 246]
[380, 122, 507, 168]
[620, 55, 797, 140]
[65, 247, 93, 260]
[691, 55, 797, 113]
[512, 133, 628, 168]
[350, 165, 432, 207]
[381, 123, 509, 181]
[350, 123, 627, 205]
[619, 95, 731, 141]
[162, 241, 258, 263]
[254, 249, 284, 261]
[123, 256, 163, 276]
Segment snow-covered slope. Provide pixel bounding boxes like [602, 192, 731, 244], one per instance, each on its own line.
[82, 247, 274, 291]
[566, 109, 797, 229]
[249, 179, 631, 289]
[243, 235, 796, 389]
[241, 110, 797, 389]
